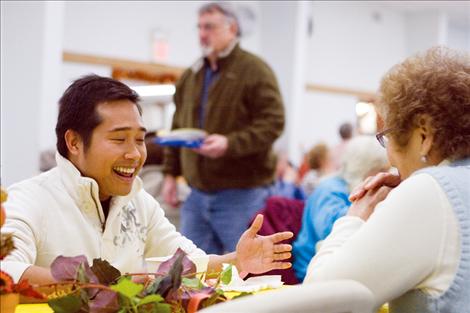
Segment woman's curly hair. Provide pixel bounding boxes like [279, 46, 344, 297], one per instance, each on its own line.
[378, 46, 470, 160]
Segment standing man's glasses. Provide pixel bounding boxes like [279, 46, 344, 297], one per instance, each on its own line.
[376, 127, 395, 148]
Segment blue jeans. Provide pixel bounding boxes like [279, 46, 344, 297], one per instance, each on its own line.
[180, 186, 273, 254]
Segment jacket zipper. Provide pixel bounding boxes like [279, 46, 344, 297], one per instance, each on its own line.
[90, 183, 105, 232]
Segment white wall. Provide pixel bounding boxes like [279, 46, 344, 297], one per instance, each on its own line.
[1, 1, 64, 187]
[293, 2, 407, 163]
[448, 22, 470, 51]
[256, 2, 309, 163]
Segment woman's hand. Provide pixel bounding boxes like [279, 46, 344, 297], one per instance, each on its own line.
[349, 172, 401, 202]
[235, 214, 293, 275]
[347, 186, 393, 221]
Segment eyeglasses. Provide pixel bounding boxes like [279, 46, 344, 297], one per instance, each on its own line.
[376, 127, 395, 148]
[197, 22, 228, 32]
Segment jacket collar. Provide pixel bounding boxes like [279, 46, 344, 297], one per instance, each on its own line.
[55, 152, 143, 216]
[191, 41, 241, 73]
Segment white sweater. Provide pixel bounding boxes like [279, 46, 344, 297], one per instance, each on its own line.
[304, 171, 460, 308]
[2, 154, 205, 282]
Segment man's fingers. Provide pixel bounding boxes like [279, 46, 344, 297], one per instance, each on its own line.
[247, 214, 263, 236]
[273, 244, 292, 253]
[268, 262, 292, 270]
[268, 231, 293, 243]
[273, 252, 291, 261]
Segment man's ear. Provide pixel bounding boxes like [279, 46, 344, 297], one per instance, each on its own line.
[418, 114, 434, 157]
[229, 21, 238, 37]
[64, 129, 83, 156]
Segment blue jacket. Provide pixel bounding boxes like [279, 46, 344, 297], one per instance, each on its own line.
[292, 176, 351, 281]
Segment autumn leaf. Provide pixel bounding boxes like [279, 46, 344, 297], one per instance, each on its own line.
[48, 293, 82, 313]
[91, 258, 121, 285]
[89, 289, 119, 313]
[156, 248, 196, 278]
[51, 255, 98, 283]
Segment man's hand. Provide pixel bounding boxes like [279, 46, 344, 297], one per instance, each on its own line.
[194, 134, 228, 159]
[162, 175, 180, 208]
[235, 214, 293, 275]
[347, 186, 393, 221]
[349, 172, 401, 202]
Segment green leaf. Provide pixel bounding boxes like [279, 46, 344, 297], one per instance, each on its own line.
[48, 293, 82, 313]
[220, 265, 232, 285]
[111, 277, 144, 298]
[76, 263, 89, 283]
[182, 277, 203, 289]
[231, 291, 253, 300]
[154, 302, 171, 313]
[143, 276, 163, 296]
[138, 294, 164, 306]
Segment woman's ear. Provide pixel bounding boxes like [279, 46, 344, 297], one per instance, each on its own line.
[64, 129, 83, 156]
[418, 114, 434, 157]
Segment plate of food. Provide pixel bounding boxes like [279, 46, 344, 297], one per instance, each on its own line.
[154, 128, 207, 148]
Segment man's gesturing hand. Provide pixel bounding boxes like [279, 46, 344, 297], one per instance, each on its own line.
[235, 214, 293, 275]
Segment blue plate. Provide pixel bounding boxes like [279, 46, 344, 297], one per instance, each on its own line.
[154, 137, 204, 148]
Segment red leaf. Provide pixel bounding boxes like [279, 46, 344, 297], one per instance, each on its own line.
[14, 279, 45, 299]
[89, 289, 119, 313]
[0, 270, 14, 293]
[51, 255, 98, 283]
[156, 248, 196, 278]
[187, 292, 212, 313]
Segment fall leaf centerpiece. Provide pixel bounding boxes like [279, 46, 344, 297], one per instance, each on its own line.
[0, 187, 45, 312]
[0, 186, 247, 312]
[45, 249, 239, 313]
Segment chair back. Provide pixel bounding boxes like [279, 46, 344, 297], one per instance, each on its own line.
[200, 280, 375, 313]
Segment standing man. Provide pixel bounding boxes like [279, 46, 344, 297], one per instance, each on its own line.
[162, 2, 285, 254]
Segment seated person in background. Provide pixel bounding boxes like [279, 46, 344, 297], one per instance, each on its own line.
[2, 75, 293, 285]
[273, 151, 305, 200]
[305, 47, 470, 312]
[300, 142, 335, 196]
[330, 121, 354, 170]
[293, 135, 389, 281]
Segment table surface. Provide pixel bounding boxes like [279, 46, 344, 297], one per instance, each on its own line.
[15, 291, 389, 313]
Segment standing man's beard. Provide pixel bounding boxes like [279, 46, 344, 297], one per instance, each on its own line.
[201, 45, 214, 57]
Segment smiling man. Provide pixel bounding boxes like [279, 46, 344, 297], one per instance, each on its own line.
[2, 75, 292, 285]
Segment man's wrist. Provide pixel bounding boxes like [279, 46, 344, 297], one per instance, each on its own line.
[234, 254, 248, 279]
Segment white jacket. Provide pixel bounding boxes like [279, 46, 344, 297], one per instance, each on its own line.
[2, 153, 204, 282]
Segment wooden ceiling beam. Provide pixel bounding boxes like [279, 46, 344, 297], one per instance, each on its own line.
[62, 51, 185, 79]
[305, 83, 377, 102]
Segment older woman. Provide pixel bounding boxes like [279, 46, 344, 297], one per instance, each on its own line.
[293, 135, 389, 282]
[304, 46, 470, 312]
